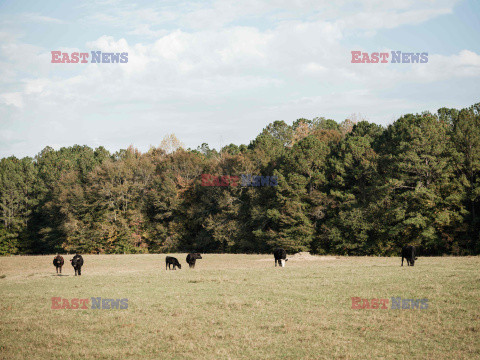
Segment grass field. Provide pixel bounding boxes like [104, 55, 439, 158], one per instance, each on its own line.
[0, 253, 479, 360]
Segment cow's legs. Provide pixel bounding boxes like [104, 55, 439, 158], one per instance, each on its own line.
[401, 256, 404, 266]
[59, 266, 62, 274]
[78, 267, 81, 275]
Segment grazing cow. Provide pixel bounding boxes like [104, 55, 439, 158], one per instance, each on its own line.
[273, 248, 288, 267]
[70, 254, 84, 275]
[186, 253, 202, 268]
[53, 255, 64, 274]
[166, 256, 181, 270]
[401, 245, 417, 267]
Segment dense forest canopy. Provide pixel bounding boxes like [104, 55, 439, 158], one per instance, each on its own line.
[1, 103, 479, 256]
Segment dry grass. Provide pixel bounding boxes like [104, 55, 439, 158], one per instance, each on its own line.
[0, 254, 479, 359]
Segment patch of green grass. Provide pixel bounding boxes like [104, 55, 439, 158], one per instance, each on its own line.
[0, 254, 478, 359]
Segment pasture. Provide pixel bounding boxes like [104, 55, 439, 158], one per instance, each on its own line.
[0, 254, 479, 359]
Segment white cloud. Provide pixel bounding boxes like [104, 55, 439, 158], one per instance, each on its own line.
[406, 50, 480, 82]
[301, 62, 327, 74]
[0, 92, 23, 108]
[127, 25, 168, 38]
[23, 78, 50, 94]
[339, 7, 453, 31]
[22, 13, 65, 24]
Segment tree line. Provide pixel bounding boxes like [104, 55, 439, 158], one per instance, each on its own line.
[1, 103, 479, 256]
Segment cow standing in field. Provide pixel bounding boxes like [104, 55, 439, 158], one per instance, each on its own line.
[70, 254, 84, 275]
[401, 245, 417, 266]
[273, 248, 288, 267]
[186, 253, 202, 268]
[166, 256, 181, 270]
[53, 255, 64, 274]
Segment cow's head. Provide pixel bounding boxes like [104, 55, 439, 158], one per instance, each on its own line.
[279, 259, 286, 267]
[195, 253, 202, 259]
[177, 263, 182, 269]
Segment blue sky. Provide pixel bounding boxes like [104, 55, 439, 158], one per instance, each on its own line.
[0, 0, 479, 158]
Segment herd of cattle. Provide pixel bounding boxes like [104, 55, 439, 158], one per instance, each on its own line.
[53, 254, 84, 275]
[52, 245, 418, 275]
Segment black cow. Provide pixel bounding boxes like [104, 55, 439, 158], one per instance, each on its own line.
[166, 256, 181, 270]
[186, 253, 202, 268]
[70, 254, 84, 275]
[401, 245, 417, 266]
[273, 248, 288, 267]
[53, 255, 64, 274]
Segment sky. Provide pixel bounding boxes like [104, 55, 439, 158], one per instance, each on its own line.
[0, 0, 479, 158]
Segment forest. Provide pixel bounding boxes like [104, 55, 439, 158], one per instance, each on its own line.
[1, 103, 479, 256]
